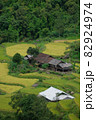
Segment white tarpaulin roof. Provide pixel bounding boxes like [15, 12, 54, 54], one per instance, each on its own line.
[39, 86, 74, 101]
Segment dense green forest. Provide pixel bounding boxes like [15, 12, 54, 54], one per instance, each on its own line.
[0, 0, 80, 43]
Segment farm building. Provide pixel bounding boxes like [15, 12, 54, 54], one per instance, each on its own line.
[34, 53, 53, 64]
[57, 63, 72, 71]
[24, 53, 72, 71]
[48, 59, 72, 71]
[38, 86, 74, 101]
[48, 59, 62, 71]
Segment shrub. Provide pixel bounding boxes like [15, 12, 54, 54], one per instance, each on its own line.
[27, 47, 39, 57]
[9, 60, 37, 74]
[69, 41, 80, 60]
[12, 53, 22, 64]
[41, 63, 49, 69]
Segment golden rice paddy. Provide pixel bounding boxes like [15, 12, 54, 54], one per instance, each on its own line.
[0, 84, 23, 94]
[6, 44, 35, 57]
[43, 42, 69, 56]
[0, 63, 38, 87]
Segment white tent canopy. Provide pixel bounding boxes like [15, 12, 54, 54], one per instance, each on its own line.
[38, 87, 74, 101]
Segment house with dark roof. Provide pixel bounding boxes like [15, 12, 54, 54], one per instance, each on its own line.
[34, 53, 53, 64]
[24, 53, 72, 71]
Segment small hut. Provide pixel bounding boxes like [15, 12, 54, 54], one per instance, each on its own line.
[58, 63, 72, 71]
[48, 59, 62, 71]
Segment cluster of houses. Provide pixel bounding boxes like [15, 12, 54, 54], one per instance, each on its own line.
[24, 53, 74, 101]
[24, 53, 72, 71]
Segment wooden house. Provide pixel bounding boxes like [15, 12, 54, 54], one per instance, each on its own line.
[57, 63, 72, 71]
[48, 59, 72, 71]
[34, 53, 53, 66]
[48, 59, 62, 71]
[24, 53, 72, 71]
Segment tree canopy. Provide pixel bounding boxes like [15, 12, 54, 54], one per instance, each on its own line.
[12, 53, 22, 64]
[0, 0, 80, 43]
[9, 92, 56, 120]
[27, 47, 39, 56]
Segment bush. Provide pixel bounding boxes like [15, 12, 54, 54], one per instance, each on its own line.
[27, 47, 39, 57]
[12, 53, 22, 64]
[9, 60, 37, 74]
[41, 63, 49, 69]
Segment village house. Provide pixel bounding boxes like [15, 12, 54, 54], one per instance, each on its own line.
[34, 53, 53, 65]
[24, 53, 72, 71]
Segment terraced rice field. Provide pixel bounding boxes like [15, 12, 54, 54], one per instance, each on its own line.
[59, 99, 74, 111]
[0, 84, 23, 94]
[43, 42, 69, 56]
[69, 113, 79, 120]
[20, 87, 47, 95]
[54, 39, 80, 43]
[0, 94, 13, 111]
[0, 63, 38, 87]
[0, 41, 80, 119]
[6, 44, 35, 57]
[0, 63, 38, 111]
[0, 45, 10, 61]
[20, 71, 80, 109]
[47, 102, 60, 115]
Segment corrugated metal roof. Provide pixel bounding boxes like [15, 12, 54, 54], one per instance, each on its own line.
[59, 63, 72, 68]
[24, 57, 28, 60]
[39, 87, 74, 101]
[24, 55, 33, 58]
[48, 59, 61, 66]
[27, 55, 33, 58]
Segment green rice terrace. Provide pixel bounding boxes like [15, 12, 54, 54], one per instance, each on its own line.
[0, 40, 80, 120]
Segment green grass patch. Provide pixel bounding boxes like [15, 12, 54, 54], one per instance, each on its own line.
[59, 99, 74, 111]
[0, 94, 13, 111]
[0, 89, 6, 95]
[72, 73, 80, 79]
[0, 45, 10, 62]
[20, 87, 46, 95]
[47, 102, 60, 115]
[74, 93, 80, 108]
[68, 113, 79, 120]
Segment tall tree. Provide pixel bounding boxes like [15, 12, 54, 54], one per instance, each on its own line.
[9, 92, 56, 120]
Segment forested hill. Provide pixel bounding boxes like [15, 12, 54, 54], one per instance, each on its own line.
[0, 0, 80, 43]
